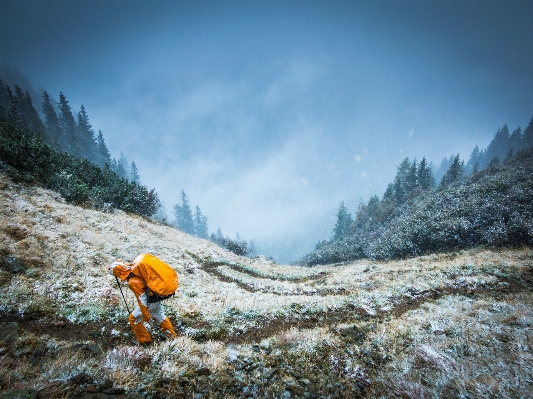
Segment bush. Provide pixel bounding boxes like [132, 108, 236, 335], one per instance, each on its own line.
[0, 117, 159, 218]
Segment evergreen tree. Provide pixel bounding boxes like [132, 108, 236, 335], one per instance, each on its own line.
[418, 157, 435, 190]
[42, 91, 61, 150]
[76, 105, 97, 162]
[173, 190, 195, 234]
[405, 159, 418, 193]
[466, 146, 481, 174]
[0, 79, 8, 114]
[130, 161, 140, 184]
[435, 155, 454, 183]
[484, 125, 510, 168]
[193, 205, 208, 238]
[95, 130, 111, 167]
[248, 240, 256, 256]
[333, 201, 353, 239]
[509, 127, 523, 153]
[22, 90, 46, 137]
[393, 158, 411, 203]
[523, 116, 533, 149]
[57, 91, 78, 155]
[110, 158, 127, 178]
[383, 183, 394, 200]
[216, 227, 224, 242]
[5, 85, 23, 126]
[119, 151, 130, 179]
[440, 155, 464, 187]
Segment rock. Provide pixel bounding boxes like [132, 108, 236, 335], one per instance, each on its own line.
[68, 372, 93, 385]
[71, 343, 103, 356]
[1, 256, 26, 274]
[36, 382, 64, 399]
[27, 355, 40, 366]
[0, 322, 20, 344]
[338, 326, 366, 343]
[84, 385, 98, 393]
[52, 321, 65, 327]
[0, 389, 38, 399]
[155, 378, 172, 387]
[196, 367, 211, 376]
[102, 387, 125, 395]
[262, 367, 278, 379]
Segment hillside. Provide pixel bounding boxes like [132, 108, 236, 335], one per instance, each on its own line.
[301, 147, 533, 265]
[0, 172, 532, 398]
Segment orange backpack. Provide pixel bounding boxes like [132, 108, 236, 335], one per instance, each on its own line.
[131, 254, 178, 300]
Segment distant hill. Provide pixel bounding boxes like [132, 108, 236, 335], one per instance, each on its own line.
[300, 122, 533, 265]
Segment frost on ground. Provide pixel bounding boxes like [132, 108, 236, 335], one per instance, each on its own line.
[0, 172, 532, 398]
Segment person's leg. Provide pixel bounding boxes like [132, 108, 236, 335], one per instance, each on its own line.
[148, 301, 177, 339]
[129, 306, 151, 344]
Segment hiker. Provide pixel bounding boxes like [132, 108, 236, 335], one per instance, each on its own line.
[109, 253, 178, 345]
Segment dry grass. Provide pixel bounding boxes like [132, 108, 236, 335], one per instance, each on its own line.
[1, 171, 532, 398]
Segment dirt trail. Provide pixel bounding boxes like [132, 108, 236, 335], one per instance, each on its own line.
[3, 274, 527, 348]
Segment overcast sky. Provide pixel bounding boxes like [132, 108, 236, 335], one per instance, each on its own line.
[1, 0, 532, 262]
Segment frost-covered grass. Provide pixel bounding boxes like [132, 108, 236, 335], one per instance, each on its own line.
[1, 172, 532, 398]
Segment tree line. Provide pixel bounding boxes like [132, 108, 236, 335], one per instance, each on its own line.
[304, 116, 533, 265]
[172, 189, 255, 256]
[0, 79, 160, 217]
[0, 79, 141, 183]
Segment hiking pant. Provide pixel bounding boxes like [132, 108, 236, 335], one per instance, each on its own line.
[128, 301, 177, 344]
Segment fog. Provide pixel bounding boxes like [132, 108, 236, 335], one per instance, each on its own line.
[1, 0, 532, 262]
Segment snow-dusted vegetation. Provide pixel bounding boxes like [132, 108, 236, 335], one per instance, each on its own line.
[301, 146, 533, 266]
[1, 171, 532, 398]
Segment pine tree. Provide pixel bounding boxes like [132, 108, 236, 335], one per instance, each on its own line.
[418, 157, 435, 190]
[216, 227, 224, 242]
[0, 79, 9, 115]
[95, 130, 111, 167]
[194, 205, 208, 238]
[42, 91, 62, 150]
[466, 146, 481, 174]
[405, 159, 418, 193]
[248, 241, 256, 256]
[173, 190, 195, 234]
[57, 91, 78, 155]
[130, 161, 140, 184]
[523, 116, 533, 149]
[383, 183, 394, 200]
[5, 85, 24, 126]
[509, 127, 523, 153]
[440, 154, 464, 187]
[76, 105, 98, 162]
[484, 125, 510, 168]
[333, 201, 353, 239]
[22, 91, 46, 137]
[393, 158, 411, 203]
[119, 152, 129, 179]
[110, 158, 127, 178]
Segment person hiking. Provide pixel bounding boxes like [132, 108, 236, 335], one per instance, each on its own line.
[109, 253, 178, 345]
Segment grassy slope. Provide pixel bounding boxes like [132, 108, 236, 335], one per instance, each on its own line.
[0, 172, 532, 398]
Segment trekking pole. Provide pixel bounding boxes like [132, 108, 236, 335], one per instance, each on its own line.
[115, 276, 131, 315]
